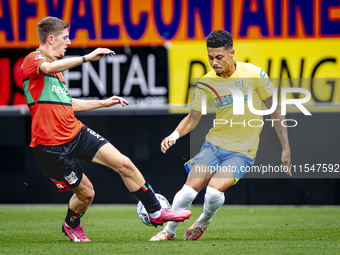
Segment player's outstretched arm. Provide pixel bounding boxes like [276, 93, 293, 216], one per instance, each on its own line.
[40, 48, 115, 75]
[72, 96, 129, 112]
[161, 109, 201, 154]
[264, 96, 292, 176]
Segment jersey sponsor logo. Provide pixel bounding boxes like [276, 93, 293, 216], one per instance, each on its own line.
[35, 54, 46, 60]
[65, 172, 78, 185]
[216, 94, 248, 108]
[198, 80, 249, 109]
[52, 85, 68, 95]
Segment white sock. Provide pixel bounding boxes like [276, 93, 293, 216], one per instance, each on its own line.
[149, 210, 161, 219]
[165, 185, 198, 234]
[197, 186, 225, 225]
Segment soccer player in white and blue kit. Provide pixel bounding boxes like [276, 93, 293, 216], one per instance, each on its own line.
[150, 30, 292, 241]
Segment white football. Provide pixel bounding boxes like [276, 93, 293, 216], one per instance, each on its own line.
[137, 193, 170, 226]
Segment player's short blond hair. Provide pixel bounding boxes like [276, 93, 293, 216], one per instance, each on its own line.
[37, 17, 69, 44]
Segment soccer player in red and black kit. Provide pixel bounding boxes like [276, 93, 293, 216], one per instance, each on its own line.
[21, 16, 191, 242]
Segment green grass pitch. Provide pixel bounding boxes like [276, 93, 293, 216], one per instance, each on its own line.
[0, 205, 339, 254]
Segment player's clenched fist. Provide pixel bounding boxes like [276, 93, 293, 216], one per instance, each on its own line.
[161, 131, 179, 153]
[161, 137, 175, 154]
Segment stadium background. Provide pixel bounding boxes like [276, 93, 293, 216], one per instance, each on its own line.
[0, 0, 339, 204]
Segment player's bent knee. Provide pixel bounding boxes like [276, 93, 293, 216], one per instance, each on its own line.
[84, 189, 95, 204]
[187, 184, 204, 193]
[114, 155, 136, 177]
[86, 189, 95, 200]
[209, 178, 235, 192]
[77, 188, 95, 204]
[185, 178, 209, 193]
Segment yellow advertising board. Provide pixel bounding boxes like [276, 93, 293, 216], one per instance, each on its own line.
[168, 39, 340, 105]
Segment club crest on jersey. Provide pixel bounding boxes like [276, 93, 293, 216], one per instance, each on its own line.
[35, 54, 46, 60]
[65, 172, 78, 185]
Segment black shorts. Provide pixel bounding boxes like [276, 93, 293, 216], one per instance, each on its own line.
[35, 126, 109, 192]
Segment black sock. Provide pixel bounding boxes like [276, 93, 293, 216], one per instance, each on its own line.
[65, 208, 84, 228]
[132, 182, 161, 213]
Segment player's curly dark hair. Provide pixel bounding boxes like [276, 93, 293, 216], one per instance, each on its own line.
[206, 30, 233, 50]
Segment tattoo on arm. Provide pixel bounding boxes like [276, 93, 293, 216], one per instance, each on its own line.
[263, 96, 273, 110]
